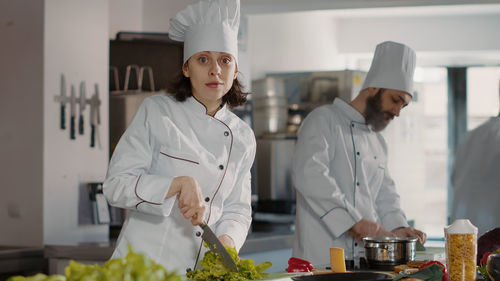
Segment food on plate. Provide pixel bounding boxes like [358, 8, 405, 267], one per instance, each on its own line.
[394, 264, 419, 274]
[187, 244, 272, 281]
[406, 260, 428, 268]
[7, 245, 181, 281]
[393, 262, 446, 281]
[418, 261, 447, 281]
[287, 257, 314, 273]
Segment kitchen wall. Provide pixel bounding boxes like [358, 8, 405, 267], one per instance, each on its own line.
[109, 0, 197, 39]
[248, 11, 344, 80]
[0, 0, 44, 246]
[0, 0, 109, 246]
[247, 4, 500, 78]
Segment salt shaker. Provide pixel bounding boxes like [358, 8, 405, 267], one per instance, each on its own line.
[444, 219, 478, 281]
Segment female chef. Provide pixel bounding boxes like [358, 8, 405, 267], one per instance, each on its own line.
[103, 0, 255, 273]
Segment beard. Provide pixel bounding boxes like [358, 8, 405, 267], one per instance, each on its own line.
[365, 90, 394, 132]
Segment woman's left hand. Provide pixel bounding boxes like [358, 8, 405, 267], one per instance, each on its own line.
[392, 227, 427, 244]
[218, 234, 235, 248]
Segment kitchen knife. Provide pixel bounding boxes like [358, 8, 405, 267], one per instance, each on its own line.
[199, 222, 239, 272]
[78, 81, 86, 135]
[59, 74, 67, 130]
[69, 85, 76, 140]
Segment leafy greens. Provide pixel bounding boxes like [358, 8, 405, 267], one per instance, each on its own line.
[7, 245, 181, 281]
[186, 245, 272, 281]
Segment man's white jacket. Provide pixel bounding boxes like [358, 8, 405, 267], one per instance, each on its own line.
[292, 98, 408, 266]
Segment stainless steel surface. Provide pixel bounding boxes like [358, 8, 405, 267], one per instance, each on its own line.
[252, 77, 288, 137]
[256, 137, 296, 201]
[363, 237, 417, 268]
[200, 223, 238, 272]
[252, 77, 285, 97]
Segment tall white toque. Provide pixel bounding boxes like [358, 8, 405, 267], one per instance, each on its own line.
[362, 41, 417, 96]
[168, 0, 240, 65]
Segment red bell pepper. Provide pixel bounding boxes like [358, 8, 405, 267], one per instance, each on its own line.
[418, 260, 448, 281]
[287, 257, 314, 272]
[480, 251, 492, 266]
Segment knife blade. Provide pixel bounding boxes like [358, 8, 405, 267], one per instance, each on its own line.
[69, 85, 76, 140]
[200, 222, 239, 272]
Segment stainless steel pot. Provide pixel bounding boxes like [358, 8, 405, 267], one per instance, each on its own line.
[363, 237, 417, 270]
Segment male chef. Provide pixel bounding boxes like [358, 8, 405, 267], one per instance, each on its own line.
[292, 41, 426, 268]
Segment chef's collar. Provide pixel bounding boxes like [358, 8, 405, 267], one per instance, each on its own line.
[186, 96, 227, 119]
[334, 98, 370, 131]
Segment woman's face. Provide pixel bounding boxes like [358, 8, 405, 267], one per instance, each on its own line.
[182, 51, 238, 106]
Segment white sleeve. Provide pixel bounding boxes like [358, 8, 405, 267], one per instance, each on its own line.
[293, 109, 363, 238]
[215, 133, 255, 252]
[103, 99, 176, 216]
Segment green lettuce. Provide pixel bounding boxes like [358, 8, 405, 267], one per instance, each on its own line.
[187, 245, 272, 281]
[8, 246, 181, 281]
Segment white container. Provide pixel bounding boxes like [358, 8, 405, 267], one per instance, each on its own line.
[444, 219, 478, 281]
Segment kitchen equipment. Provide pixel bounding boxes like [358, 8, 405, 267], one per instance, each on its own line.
[255, 136, 296, 209]
[363, 236, 417, 270]
[445, 219, 477, 281]
[291, 272, 391, 281]
[487, 253, 500, 281]
[199, 222, 238, 272]
[69, 85, 77, 140]
[56, 74, 67, 130]
[78, 81, 87, 135]
[89, 84, 101, 148]
[252, 77, 288, 137]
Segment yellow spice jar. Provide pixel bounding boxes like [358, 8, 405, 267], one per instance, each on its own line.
[444, 219, 478, 281]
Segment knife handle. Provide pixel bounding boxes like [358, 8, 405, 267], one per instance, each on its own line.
[70, 116, 75, 140]
[60, 105, 66, 130]
[78, 115, 84, 135]
[90, 124, 95, 148]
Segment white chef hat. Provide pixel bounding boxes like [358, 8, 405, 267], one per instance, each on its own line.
[169, 0, 240, 65]
[362, 41, 416, 96]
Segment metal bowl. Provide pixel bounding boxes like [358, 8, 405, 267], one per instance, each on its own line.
[363, 237, 417, 270]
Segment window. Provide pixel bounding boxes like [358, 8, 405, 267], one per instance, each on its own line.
[467, 67, 500, 130]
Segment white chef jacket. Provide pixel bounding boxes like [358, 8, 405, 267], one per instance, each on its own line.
[451, 115, 500, 236]
[292, 98, 408, 266]
[103, 94, 255, 273]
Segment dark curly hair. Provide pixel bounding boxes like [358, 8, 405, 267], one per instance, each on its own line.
[166, 70, 249, 109]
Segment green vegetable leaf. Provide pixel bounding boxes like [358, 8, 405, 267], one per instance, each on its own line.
[8, 245, 181, 281]
[187, 246, 272, 281]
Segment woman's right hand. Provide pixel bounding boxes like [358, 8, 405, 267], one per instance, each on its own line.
[348, 219, 394, 241]
[167, 176, 206, 226]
